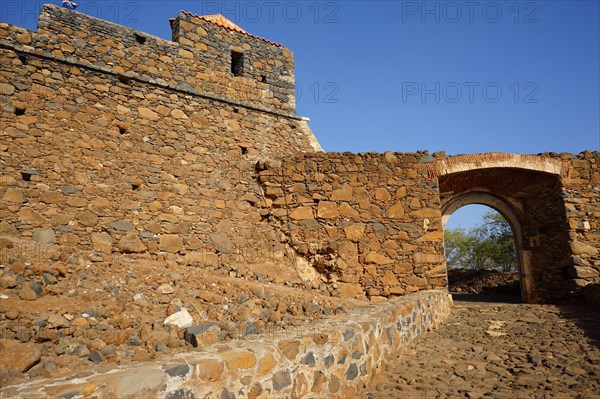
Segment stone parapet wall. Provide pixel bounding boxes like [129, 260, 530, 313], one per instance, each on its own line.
[0, 289, 453, 399]
[258, 151, 448, 300]
[0, 4, 295, 115]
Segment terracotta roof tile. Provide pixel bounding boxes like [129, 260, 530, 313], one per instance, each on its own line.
[180, 11, 286, 48]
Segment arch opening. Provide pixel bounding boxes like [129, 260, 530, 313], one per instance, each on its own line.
[442, 192, 532, 302]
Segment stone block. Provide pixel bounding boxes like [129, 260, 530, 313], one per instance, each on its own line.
[138, 107, 160, 120]
[570, 241, 598, 256]
[3, 187, 26, 203]
[339, 202, 360, 217]
[258, 354, 276, 375]
[32, 228, 56, 244]
[0, 339, 41, 372]
[338, 283, 364, 299]
[272, 370, 291, 391]
[117, 232, 147, 253]
[287, 206, 312, 220]
[184, 251, 219, 266]
[331, 185, 353, 201]
[414, 252, 445, 264]
[110, 220, 135, 231]
[221, 351, 257, 370]
[569, 266, 599, 279]
[277, 340, 300, 361]
[382, 270, 400, 286]
[386, 202, 404, 218]
[184, 323, 220, 348]
[344, 223, 365, 239]
[159, 234, 184, 253]
[18, 207, 47, 226]
[365, 251, 393, 265]
[89, 368, 166, 398]
[164, 309, 193, 329]
[195, 359, 225, 381]
[317, 201, 339, 218]
[91, 232, 113, 254]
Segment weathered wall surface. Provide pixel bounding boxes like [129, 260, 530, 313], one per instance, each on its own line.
[0, 5, 598, 304]
[2, 5, 295, 115]
[561, 151, 600, 292]
[0, 5, 320, 287]
[0, 289, 453, 399]
[258, 151, 447, 301]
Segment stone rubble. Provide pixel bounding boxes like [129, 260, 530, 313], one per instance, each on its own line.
[0, 237, 360, 387]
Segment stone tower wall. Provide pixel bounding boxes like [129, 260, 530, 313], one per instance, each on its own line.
[3, 4, 296, 115]
[0, 5, 316, 288]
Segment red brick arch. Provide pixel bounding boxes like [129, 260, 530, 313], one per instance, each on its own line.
[428, 153, 568, 179]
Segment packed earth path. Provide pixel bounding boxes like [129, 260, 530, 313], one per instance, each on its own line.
[361, 295, 600, 399]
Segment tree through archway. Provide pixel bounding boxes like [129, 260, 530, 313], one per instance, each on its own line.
[444, 205, 522, 299]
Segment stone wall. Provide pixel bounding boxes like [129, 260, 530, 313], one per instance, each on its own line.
[561, 151, 600, 293]
[1, 4, 296, 115]
[0, 6, 321, 284]
[0, 4, 597, 304]
[0, 289, 453, 399]
[258, 151, 448, 301]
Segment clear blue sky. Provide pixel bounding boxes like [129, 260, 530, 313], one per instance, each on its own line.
[2, 1, 599, 228]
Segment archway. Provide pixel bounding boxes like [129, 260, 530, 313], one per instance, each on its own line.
[442, 193, 531, 301]
[436, 162, 572, 303]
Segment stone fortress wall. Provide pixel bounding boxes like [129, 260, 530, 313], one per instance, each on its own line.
[0, 5, 598, 398]
[1, 5, 598, 302]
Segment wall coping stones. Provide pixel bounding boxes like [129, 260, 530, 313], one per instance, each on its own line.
[0, 289, 453, 399]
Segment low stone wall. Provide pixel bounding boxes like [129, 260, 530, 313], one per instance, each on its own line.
[0, 289, 452, 399]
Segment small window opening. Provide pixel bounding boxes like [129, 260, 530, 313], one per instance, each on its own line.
[240, 146, 248, 155]
[231, 50, 244, 76]
[21, 170, 37, 181]
[131, 183, 140, 191]
[119, 75, 132, 84]
[233, 107, 240, 114]
[15, 107, 26, 116]
[135, 33, 146, 44]
[18, 55, 28, 64]
[260, 75, 267, 83]
[118, 126, 127, 135]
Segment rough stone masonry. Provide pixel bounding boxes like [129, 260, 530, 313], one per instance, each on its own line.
[0, 4, 598, 397]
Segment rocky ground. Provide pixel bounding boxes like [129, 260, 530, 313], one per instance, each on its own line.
[361, 298, 600, 398]
[0, 237, 360, 387]
[447, 268, 521, 296]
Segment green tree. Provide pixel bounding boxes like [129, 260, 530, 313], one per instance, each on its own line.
[444, 211, 518, 272]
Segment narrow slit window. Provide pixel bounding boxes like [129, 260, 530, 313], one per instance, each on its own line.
[231, 50, 244, 76]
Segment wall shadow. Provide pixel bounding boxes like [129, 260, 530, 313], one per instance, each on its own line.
[556, 303, 600, 350]
[451, 293, 522, 304]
